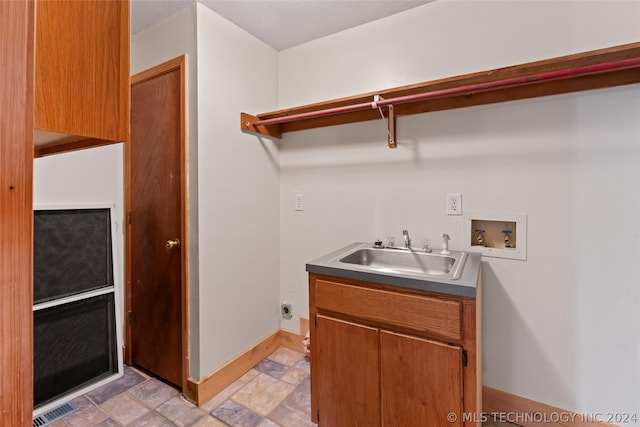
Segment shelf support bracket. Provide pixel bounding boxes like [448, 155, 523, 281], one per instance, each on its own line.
[372, 95, 396, 149]
[240, 112, 282, 139]
[387, 104, 396, 149]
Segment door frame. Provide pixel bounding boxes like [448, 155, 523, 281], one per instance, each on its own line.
[124, 55, 189, 393]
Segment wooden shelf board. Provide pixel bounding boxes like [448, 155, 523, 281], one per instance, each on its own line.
[242, 42, 640, 138]
[34, 132, 120, 158]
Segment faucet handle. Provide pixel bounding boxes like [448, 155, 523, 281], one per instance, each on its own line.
[441, 233, 450, 255]
[402, 229, 412, 249]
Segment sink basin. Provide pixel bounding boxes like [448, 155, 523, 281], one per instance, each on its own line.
[307, 242, 481, 297]
[337, 247, 467, 280]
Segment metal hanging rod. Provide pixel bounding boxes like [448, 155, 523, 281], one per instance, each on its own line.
[250, 57, 640, 128]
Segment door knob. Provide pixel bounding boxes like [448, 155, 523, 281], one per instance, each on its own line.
[166, 238, 181, 249]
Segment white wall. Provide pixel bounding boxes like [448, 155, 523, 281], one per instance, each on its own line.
[132, 3, 280, 379]
[195, 4, 280, 376]
[130, 4, 202, 377]
[33, 143, 125, 315]
[279, 0, 640, 419]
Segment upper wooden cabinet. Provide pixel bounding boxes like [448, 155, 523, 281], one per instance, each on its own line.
[34, 0, 130, 156]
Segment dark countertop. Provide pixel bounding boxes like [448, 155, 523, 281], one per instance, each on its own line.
[306, 242, 481, 298]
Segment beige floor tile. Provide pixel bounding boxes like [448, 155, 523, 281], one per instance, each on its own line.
[128, 378, 179, 409]
[267, 348, 304, 367]
[65, 405, 109, 427]
[256, 418, 282, 427]
[156, 395, 208, 427]
[231, 373, 295, 416]
[237, 368, 262, 383]
[201, 368, 261, 412]
[65, 350, 513, 427]
[70, 395, 96, 412]
[279, 367, 308, 386]
[93, 419, 119, 427]
[293, 358, 310, 374]
[127, 411, 176, 427]
[101, 392, 150, 425]
[190, 415, 229, 426]
[268, 403, 315, 427]
[131, 366, 152, 379]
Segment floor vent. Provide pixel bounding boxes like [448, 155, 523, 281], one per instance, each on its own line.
[33, 401, 79, 427]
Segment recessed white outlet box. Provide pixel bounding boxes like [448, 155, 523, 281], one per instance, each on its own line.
[464, 212, 527, 260]
[447, 193, 462, 215]
[281, 303, 293, 319]
[294, 193, 304, 211]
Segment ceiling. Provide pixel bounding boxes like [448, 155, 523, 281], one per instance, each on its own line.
[131, 0, 431, 51]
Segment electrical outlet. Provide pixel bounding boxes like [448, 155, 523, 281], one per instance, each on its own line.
[294, 193, 304, 211]
[447, 193, 462, 215]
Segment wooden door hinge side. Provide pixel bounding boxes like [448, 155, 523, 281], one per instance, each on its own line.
[462, 349, 468, 367]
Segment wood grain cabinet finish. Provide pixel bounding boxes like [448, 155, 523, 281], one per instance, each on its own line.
[309, 274, 482, 427]
[316, 316, 381, 427]
[380, 331, 463, 427]
[0, 2, 35, 425]
[34, 0, 130, 148]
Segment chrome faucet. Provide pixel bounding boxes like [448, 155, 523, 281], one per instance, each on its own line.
[402, 229, 412, 250]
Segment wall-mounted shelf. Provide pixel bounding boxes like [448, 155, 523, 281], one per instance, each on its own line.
[34, 131, 122, 158]
[240, 42, 640, 145]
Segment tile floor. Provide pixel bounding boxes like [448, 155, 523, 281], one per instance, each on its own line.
[45, 347, 517, 427]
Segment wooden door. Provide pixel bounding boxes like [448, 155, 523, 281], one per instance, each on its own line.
[380, 331, 463, 427]
[0, 1, 34, 424]
[315, 315, 380, 427]
[128, 57, 187, 388]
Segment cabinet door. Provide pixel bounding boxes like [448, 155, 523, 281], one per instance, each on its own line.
[34, 0, 129, 142]
[380, 331, 463, 427]
[316, 315, 380, 427]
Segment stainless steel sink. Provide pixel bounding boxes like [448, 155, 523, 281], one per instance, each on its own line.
[337, 246, 467, 280]
[307, 242, 481, 297]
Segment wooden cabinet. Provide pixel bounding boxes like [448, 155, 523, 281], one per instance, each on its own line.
[316, 316, 380, 426]
[34, 0, 130, 156]
[380, 331, 462, 426]
[309, 274, 481, 427]
[0, 2, 35, 425]
[0, 0, 129, 423]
